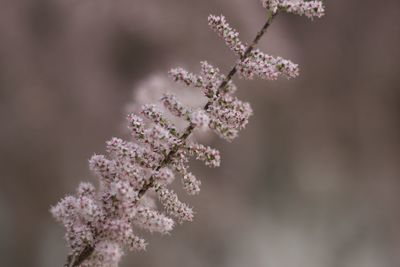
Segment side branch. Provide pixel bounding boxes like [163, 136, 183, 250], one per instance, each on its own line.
[215, 11, 277, 97]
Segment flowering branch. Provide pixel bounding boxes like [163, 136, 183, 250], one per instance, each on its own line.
[138, 11, 277, 202]
[52, 1, 325, 267]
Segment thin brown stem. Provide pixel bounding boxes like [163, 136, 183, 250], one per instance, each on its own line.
[65, 12, 276, 267]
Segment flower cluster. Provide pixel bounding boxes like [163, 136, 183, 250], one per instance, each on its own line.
[261, 0, 325, 19]
[169, 61, 253, 141]
[207, 15, 246, 57]
[52, 1, 325, 266]
[208, 14, 299, 80]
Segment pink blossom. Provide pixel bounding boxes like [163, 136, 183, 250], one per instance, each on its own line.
[160, 93, 190, 119]
[156, 185, 194, 223]
[182, 172, 202, 195]
[261, 0, 325, 19]
[208, 15, 246, 57]
[187, 143, 221, 168]
[189, 109, 210, 129]
[133, 207, 174, 234]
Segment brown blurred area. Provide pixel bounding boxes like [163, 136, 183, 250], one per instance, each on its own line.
[1, 0, 400, 266]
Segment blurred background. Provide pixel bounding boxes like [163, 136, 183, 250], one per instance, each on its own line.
[1, 0, 400, 266]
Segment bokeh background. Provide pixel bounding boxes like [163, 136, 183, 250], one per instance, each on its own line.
[1, 0, 400, 266]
